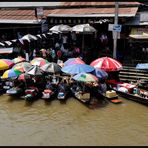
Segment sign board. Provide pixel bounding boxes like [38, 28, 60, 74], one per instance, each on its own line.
[41, 20, 49, 33]
[35, 7, 44, 17]
[108, 24, 114, 31]
[140, 12, 148, 22]
[113, 24, 122, 32]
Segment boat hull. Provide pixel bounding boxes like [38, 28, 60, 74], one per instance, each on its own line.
[116, 90, 148, 105]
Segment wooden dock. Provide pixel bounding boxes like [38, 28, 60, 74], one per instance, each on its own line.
[119, 66, 148, 87]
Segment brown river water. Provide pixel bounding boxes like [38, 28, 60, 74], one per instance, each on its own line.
[0, 94, 147, 146]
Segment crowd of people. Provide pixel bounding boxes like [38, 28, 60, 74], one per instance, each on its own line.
[20, 33, 82, 64]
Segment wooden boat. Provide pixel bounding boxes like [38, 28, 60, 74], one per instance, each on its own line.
[99, 90, 122, 104]
[138, 85, 148, 91]
[74, 91, 90, 103]
[70, 84, 108, 108]
[107, 80, 148, 105]
[6, 86, 24, 96]
[115, 89, 148, 105]
[42, 89, 55, 100]
[70, 86, 90, 105]
[57, 83, 69, 100]
[21, 86, 41, 101]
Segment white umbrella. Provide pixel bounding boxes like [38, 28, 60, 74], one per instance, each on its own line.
[11, 39, 17, 43]
[42, 34, 47, 38]
[72, 24, 96, 33]
[47, 32, 53, 35]
[20, 34, 37, 42]
[72, 24, 96, 50]
[36, 34, 42, 39]
[49, 24, 72, 33]
[0, 42, 5, 46]
[5, 41, 12, 46]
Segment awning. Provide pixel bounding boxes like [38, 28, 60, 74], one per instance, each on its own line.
[129, 27, 148, 39]
[0, 19, 42, 24]
[136, 63, 148, 70]
[126, 12, 148, 26]
[0, 47, 13, 54]
[129, 35, 148, 39]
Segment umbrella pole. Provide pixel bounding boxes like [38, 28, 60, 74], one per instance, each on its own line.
[24, 80, 27, 89]
[25, 53, 29, 62]
[82, 82, 85, 92]
[25, 42, 30, 62]
[82, 33, 84, 51]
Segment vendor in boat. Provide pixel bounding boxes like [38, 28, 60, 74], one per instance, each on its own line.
[51, 75, 60, 86]
[58, 81, 67, 92]
[98, 79, 107, 94]
[45, 80, 54, 90]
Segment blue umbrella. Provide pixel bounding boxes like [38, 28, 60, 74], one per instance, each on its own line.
[136, 63, 148, 70]
[61, 64, 95, 75]
[93, 68, 108, 79]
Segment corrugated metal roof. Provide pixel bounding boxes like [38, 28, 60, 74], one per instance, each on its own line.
[0, 2, 139, 24]
[46, 7, 138, 17]
[61, 2, 140, 7]
[0, 9, 37, 21]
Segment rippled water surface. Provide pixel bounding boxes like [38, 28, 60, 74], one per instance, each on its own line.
[0, 94, 147, 146]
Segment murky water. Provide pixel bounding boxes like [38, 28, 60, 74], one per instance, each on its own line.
[0, 94, 147, 146]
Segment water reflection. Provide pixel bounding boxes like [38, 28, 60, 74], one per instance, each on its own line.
[0, 95, 147, 146]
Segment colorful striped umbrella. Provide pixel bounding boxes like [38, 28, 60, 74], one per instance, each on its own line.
[0, 59, 14, 70]
[30, 57, 49, 67]
[64, 58, 85, 66]
[1, 68, 23, 79]
[90, 57, 123, 72]
[12, 62, 32, 73]
[73, 72, 98, 82]
[18, 73, 31, 81]
[13, 56, 26, 64]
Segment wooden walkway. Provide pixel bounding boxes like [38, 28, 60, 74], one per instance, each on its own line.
[119, 66, 148, 85]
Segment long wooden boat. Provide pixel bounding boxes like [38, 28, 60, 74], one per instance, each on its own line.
[74, 91, 90, 104]
[98, 90, 122, 104]
[70, 87, 108, 109]
[107, 80, 148, 105]
[21, 86, 41, 101]
[6, 87, 24, 96]
[70, 86, 93, 108]
[115, 89, 148, 105]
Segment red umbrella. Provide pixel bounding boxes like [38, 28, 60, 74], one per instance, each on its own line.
[90, 57, 123, 72]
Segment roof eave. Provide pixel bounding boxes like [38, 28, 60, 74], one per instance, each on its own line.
[47, 14, 137, 17]
[0, 19, 41, 24]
